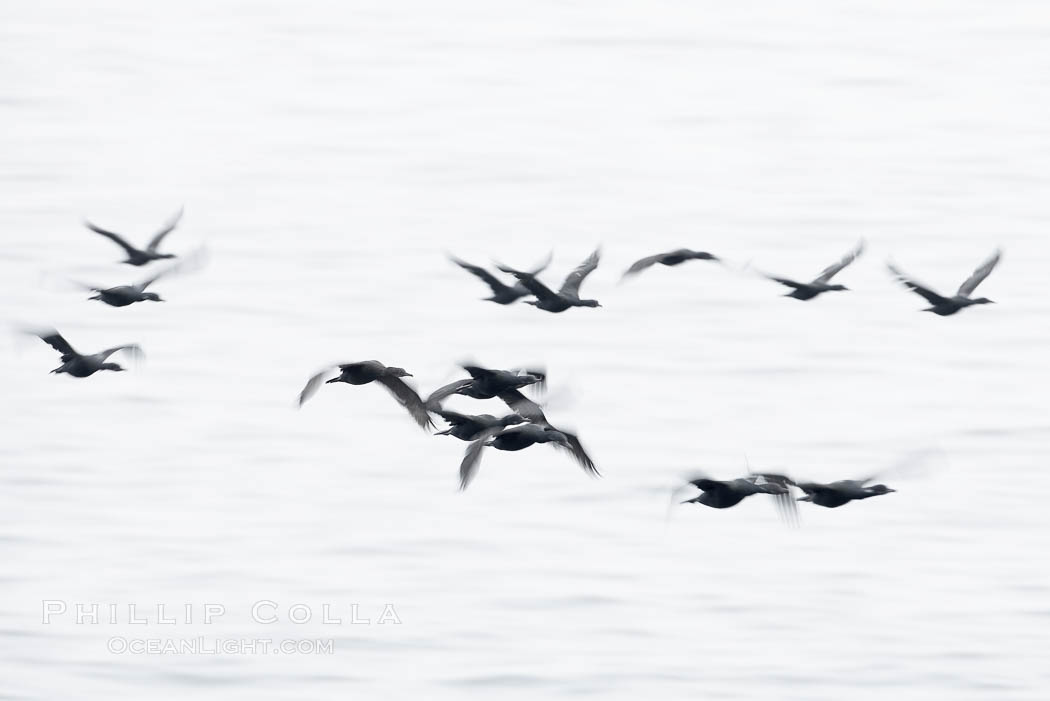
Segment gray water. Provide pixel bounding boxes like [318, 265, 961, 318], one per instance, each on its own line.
[2, 2, 1050, 698]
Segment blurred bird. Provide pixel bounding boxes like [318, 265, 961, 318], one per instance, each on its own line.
[28, 328, 142, 378]
[298, 360, 433, 430]
[498, 248, 602, 312]
[434, 409, 527, 441]
[71, 248, 207, 307]
[622, 248, 719, 279]
[793, 478, 896, 508]
[449, 251, 552, 304]
[457, 423, 598, 491]
[675, 473, 798, 524]
[425, 365, 545, 408]
[764, 240, 865, 300]
[85, 208, 184, 266]
[887, 249, 1001, 316]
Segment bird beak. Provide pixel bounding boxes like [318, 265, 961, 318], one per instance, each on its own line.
[797, 495, 813, 501]
[886, 488, 898, 493]
[404, 373, 414, 377]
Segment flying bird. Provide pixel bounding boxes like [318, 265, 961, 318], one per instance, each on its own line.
[887, 249, 1001, 316]
[298, 360, 433, 429]
[71, 249, 207, 307]
[457, 423, 598, 491]
[622, 248, 719, 279]
[793, 478, 896, 508]
[84, 208, 184, 266]
[28, 328, 142, 378]
[434, 409, 526, 441]
[676, 473, 798, 525]
[449, 251, 552, 304]
[425, 365, 545, 408]
[765, 240, 865, 300]
[498, 248, 602, 313]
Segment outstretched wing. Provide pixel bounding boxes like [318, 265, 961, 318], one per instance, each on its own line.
[497, 388, 548, 423]
[558, 248, 600, 299]
[376, 375, 435, 430]
[84, 221, 140, 257]
[886, 263, 948, 305]
[35, 329, 78, 361]
[622, 253, 665, 278]
[814, 240, 865, 283]
[97, 344, 143, 362]
[297, 365, 343, 407]
[765, 275, 806, 290]
[449, 256, 513, 296]
[496, 264, 561, 302]
[459, 428, 501, 491]
[424, 378, 474, 410]
[146, 207, 184, 252]
[957, 249, 1001, 297]
[554, 430, 600, 477]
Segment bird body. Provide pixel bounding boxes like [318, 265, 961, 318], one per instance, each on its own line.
[499, 248, 601, 313]
[425, 365, 545, 407]
[85, 208, 184, 266]
[622, 248, 719, 278]
[888, 250, 1001, 316]
[794, 479, 896, 508]
[766, 240, 864, 301]
[30, 329, 142, 378]
[435, 410, 525, 441]
[449, 252, 552, 304]
[89, 285, 162, 307]
[298, 360, 433, 429]
[458, 422, 597, 490]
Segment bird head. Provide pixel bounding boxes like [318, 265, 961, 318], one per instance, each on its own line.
[143, 292, 164, 302]
[385, 367, 413, 378]
[102, 363, 126, 372]
[829, 284, 849, 291]
[580, 299, 602, 308]
[868, 484, 896, 495]
[972, 297, 995, 305]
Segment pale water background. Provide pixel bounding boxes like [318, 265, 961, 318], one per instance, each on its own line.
[2, 1, 1050, 698]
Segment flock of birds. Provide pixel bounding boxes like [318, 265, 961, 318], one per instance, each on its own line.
[25, 214, 1004, 523]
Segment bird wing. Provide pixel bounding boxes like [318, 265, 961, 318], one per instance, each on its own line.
[136, 245, 209, 290]
[497, 388, 548, 424]
[449, 256, 513, 296]
[765, 275, 806, 290]
[84, 221, 141, 257]
[621, 253, 665, 277]
[558, 248, 601, 299]
[553, 429, 600, 477]
[376, 375, 435, 430]
[297, 365, 340, 407]
[814, 240, 865, 283]
[886, 263, 949, 305]
[496, 265, 561, 302]
[97, 344, 143, 362]
[435, 408, 472, 427]
[459, 428, 501, 491]
[687, 477, 723, 492]
[146, 207, 184, 252]
[424, 378, 474, 409]
[957, 249, 1002, 297]
[35, 330, 78, 360]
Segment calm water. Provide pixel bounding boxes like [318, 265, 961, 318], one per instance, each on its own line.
[2, 2, 1050, 698]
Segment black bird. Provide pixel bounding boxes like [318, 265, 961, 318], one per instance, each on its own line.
[29, 328, 142, 378]
[298, 361, 433, 429]
[425, 365, 545, 408]
[622, 248, 719, 279]
[793, 478, 896, 508]
[677, 473, 798, 524]
[449, 252, 552, 304]
[765, 240, 865, 300]
[887, 249, 1001, 316]
[85, 208, 184, 266]
[458, 423, 598, 491]
[435, 409, 527, 441]
[456, 385, 597, 490]
[498, 248, 602, 312]
[72, 247, 207, 307]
